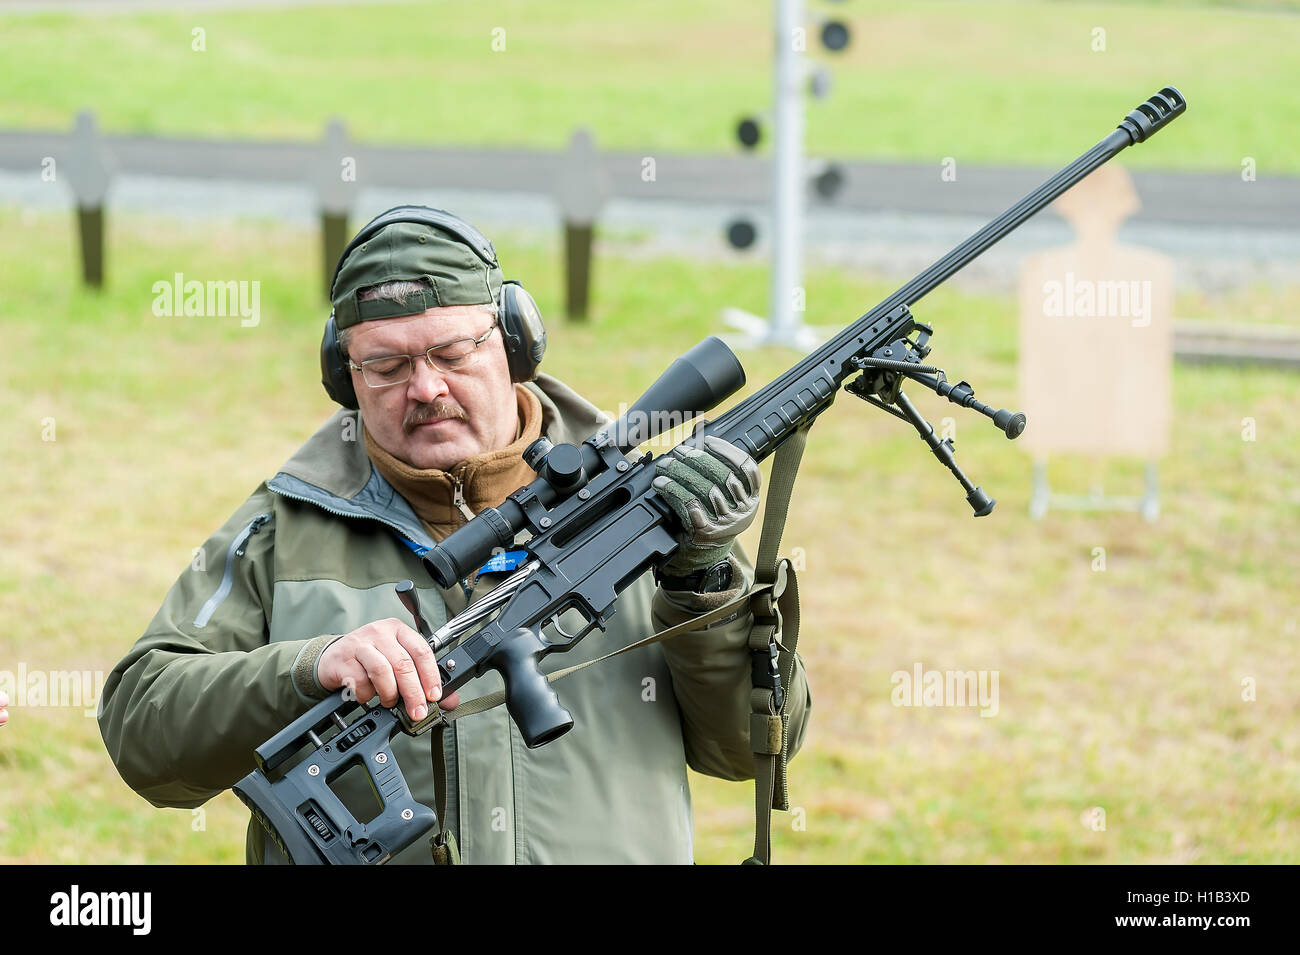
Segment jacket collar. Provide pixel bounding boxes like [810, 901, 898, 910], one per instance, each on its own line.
[362, 385, 543, 543]
[266, 373, 612, 557]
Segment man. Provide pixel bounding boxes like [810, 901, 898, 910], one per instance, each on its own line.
[98, 207, 811, 864]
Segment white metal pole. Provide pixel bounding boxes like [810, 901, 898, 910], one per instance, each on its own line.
[768, 0, 804, 345]
[721, 0, 828, 351]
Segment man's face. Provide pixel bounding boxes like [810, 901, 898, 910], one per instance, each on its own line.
[347, 304, 519, 471]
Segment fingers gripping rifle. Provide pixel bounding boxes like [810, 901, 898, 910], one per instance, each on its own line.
[235, 88, 1186, 863]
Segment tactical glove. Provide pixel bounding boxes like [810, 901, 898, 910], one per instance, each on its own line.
[651, 434, 761, 577]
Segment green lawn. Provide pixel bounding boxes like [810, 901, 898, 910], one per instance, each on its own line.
[0, 206, 1296, 863]
[0, 0, 1296, 171]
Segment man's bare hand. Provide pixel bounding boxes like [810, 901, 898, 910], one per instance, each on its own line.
[317, 619, 459, 720]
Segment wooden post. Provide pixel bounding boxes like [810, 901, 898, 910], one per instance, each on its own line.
[77, 205, 104, 288]
[316, 118, 355, 299]
[68, 111, 110, 289]
[322, 211, 349, 298]
[563, 222, 593, 321]
[556, 129, 607, 321]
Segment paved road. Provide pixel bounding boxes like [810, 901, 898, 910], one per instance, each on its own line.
[3, 166, 1296, 297]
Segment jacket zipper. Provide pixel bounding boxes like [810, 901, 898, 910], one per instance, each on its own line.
[451, 474, 476, 523]
[194, 512, 271, 628]
[450, 474, 480, 602]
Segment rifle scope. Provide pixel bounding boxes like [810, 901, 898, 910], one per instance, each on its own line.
[423, 335, 746, 588]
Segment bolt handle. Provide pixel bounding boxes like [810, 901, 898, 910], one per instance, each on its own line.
[395, 579, 433, 640]
[391, 580, 456, 736]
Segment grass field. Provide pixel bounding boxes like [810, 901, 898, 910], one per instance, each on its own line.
[0, 206, 1296, 863]
[0, 0, 1297, 172]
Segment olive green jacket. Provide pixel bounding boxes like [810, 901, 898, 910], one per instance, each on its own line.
[98, 373, 811, 864]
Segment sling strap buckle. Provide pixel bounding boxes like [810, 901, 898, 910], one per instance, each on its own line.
[750, 638, 784, 711]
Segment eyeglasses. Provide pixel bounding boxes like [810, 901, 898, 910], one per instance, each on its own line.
[349, 317, 499, 388]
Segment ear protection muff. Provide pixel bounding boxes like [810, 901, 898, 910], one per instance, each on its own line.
[320, 205, 547, 410]
[499, 279, 547, 385]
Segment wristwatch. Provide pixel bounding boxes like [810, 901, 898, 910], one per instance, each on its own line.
[655, 557, 734, 594]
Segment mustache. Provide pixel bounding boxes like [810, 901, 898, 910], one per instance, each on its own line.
[405, 400, 467, 433]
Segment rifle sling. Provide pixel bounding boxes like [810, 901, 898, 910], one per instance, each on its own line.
[744, 424, 809, 865]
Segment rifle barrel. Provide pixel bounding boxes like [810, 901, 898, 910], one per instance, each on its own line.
[708, 87, 1186, 448]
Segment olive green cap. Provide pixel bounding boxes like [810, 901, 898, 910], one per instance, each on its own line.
[331, 221, 504, 330]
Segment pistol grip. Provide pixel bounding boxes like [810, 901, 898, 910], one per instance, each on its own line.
[489, 629, 574, 748]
